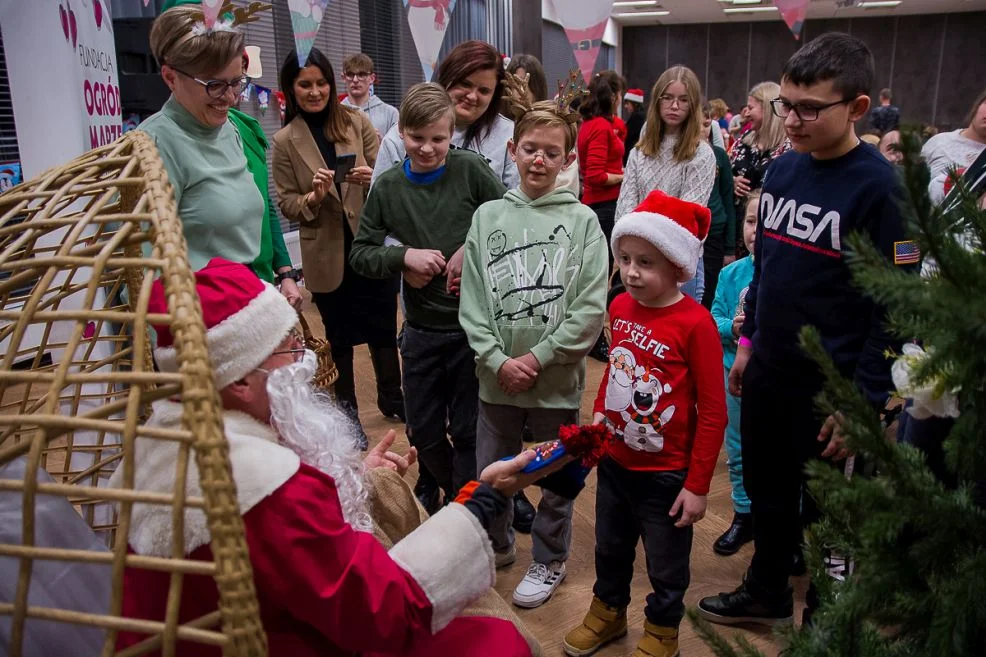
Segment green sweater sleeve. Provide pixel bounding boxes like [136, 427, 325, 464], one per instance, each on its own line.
[458, 206, 510, 377]
[529, 219, 609, 368]
[269, 204, 292, 270]
[717, 148, 736, 246]
[349, 178, 408, 278]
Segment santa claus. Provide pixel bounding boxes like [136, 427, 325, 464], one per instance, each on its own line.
[110, 259, 545, 656]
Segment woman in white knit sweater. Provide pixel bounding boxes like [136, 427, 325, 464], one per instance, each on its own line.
[616, 65, 716, 298]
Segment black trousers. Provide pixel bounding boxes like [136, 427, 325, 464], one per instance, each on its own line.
[589, 200, 617, 275]
[593, 458, 692, 628]
[701, 225, 727, 309]
[330, 343, 404, 415]
[741, 356, 827, 595]
[399, 324, 478, 496]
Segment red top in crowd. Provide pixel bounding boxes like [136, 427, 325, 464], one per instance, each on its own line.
[578, 116, 625, 206]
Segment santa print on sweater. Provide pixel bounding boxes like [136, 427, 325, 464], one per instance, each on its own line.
[593, 293, 727, 495]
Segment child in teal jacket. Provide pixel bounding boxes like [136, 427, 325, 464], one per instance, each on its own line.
[709, 191, 758, 556]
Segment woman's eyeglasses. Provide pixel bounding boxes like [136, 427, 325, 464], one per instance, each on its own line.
[172, 66, 249, 99]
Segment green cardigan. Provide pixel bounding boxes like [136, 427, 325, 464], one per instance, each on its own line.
[228, 108, 291, 282]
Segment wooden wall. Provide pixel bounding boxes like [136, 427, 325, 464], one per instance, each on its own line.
[622, 11, 986, 131]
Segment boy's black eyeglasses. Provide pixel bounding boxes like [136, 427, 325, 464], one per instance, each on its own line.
[770, 97, 853, 122]
[171, 67, 249, 99]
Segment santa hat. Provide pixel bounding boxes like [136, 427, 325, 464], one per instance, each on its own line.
[625, 88, 644, 104]
[148, 259, 298, 389]
[611, 190, 712, 281]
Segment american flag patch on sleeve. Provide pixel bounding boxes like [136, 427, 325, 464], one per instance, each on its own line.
[894, 240, 921, 265]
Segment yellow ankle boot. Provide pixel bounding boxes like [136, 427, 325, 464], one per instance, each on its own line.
[562, 597, 628, 656]
[631, 621, 679, 657]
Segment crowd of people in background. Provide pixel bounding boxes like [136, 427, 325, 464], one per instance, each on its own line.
[122, 3, 986, 655]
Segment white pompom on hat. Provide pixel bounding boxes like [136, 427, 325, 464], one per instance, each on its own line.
[611, 190, 712, 281]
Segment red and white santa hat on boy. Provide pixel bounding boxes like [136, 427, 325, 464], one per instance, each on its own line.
[611, 190, 712, 282]
[148, 258, 298, 389]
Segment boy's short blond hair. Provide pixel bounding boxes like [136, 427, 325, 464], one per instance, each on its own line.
[343, 53, 375, 75]
[513, 101, 580, 153]
[399, 82, 454, 132]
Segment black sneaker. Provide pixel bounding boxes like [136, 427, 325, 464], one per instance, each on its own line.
[698, 580, 793, 627]
[414, 477, 441, 515]
[713, 512, 753, 556]
[512, 491, 535, 534]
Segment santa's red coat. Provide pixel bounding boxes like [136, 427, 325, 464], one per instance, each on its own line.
[116, 464, 532, 657]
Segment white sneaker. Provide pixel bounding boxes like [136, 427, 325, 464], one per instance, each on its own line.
[512, 560, 566, 608]
[495, 545, 516, 569]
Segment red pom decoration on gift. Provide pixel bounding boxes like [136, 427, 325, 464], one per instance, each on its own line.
[557, 423, 615, 468]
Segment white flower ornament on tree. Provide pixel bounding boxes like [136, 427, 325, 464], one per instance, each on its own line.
[891, 342, 960, 419]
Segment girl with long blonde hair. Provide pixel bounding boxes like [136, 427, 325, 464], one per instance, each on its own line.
[615, 65, 716, 221]
[729, 81, 790, 254]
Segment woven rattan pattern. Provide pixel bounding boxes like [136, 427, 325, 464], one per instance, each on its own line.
[0, 131, 266, 656]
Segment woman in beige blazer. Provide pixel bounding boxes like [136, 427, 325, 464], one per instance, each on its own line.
[272, 48, 403, 446]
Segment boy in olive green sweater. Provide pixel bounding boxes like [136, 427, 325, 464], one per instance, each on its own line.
[459, 99, 609, 609]
[350, 83, 506, 507]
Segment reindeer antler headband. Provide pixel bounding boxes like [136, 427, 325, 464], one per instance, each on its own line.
[502, 68, 588, 125]
[190, 1, 272, 36]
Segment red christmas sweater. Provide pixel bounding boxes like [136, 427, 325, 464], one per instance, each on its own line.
[593, 293, 727, 495]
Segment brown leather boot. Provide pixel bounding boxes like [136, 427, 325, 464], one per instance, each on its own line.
[562, 597, 627, 656]
[631, 621, 679, 657]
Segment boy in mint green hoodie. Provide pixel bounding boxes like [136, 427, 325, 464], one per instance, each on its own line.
[459, 100, 609, 609]
[709, 191, 759, 556]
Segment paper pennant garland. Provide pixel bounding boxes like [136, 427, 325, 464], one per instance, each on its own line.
[256, 85, 271, 115]
[200, 0, 224, 30]
[274, 90, 287, 124]
[403, 0, 458, 81]
[773, 0, 810, 40]
[288, 0, 330, 67]
[240, 81, 254, 103]
[551, 0, 615, 83]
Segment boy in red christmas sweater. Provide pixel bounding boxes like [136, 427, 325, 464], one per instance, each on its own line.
[564, 191, 727, 657]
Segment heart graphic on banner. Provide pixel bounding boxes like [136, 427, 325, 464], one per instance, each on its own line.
[404, 0, 457, 81]
[201, 0, 224, 30]
[551, 0, 615, 83]
[773, 0, 810, 39]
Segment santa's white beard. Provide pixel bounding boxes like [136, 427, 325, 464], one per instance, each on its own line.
[267, 350, 373, 532]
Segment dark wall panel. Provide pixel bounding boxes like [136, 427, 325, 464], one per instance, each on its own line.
[706, 23, 750, 110]
[934, 11, 986, 130]
[622, 26, 668, 96]
[846, 15, 895, 129]
[801, 18, 850, 42]
[667, 24, 708, 88]
[892, 14, 946, 127]
[749, 21, 800, 90]
[511, 0, 542, 60]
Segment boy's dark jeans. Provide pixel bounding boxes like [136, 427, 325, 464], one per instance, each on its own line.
[741, 355, 827, 596]
[399, 323, 478, 497]
[593, 458, 692, 628]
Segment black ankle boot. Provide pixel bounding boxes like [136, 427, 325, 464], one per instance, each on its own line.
[512, 491, 535, 534]
[713, 512, 753, 556]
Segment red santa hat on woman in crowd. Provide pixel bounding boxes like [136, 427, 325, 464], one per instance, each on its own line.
[624, 88, 644, 104]
[149, 258, 298, 389]
[610, 190, 712, 282]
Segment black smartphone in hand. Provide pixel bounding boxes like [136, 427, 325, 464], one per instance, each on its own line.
[334, 153, 357, 181]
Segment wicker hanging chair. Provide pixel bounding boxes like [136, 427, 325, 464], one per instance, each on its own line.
[0, 131, 267, 656]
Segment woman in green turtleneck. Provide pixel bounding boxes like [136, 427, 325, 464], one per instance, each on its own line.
[142, 4, 301, 306]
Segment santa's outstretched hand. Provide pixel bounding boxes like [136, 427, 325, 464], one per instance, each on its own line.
[363, 430, 418, 476]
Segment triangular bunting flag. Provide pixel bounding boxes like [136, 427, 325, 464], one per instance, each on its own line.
[404, 0, 458, 81]
[200, 0, 224, 29]
[773, 0, 810, 40]
[289, 0, 330, 67]
[552, 0, 615, 83]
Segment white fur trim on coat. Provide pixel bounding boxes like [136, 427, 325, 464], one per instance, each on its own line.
[153, 284, 297, 389]
[107, 400, 300, 557]
[611, 211, 702, 281]
[388, 503, 495, 634]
